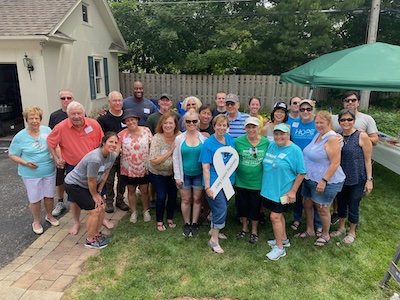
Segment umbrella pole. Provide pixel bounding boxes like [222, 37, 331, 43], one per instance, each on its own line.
[308, 88, 314, 99]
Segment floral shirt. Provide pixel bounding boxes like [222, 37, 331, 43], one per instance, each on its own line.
[118, 127, 152, 178]
[148, 133, 175, 176]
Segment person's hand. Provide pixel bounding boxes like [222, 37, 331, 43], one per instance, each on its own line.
[286, 190, 296, 203]
[93, 194, 104, 210]
[336, 133, 343, 144]
[176, 181, 183, 189]
[201, 132, 210, 138]
[364, 180, 373, 195]
[316, 180, 326, 193]
[55, 157, 65, 169]
[205, 188, 214, 200]
[26, 161, 39, 169]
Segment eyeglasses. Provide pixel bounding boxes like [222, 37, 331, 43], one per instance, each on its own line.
[185, 119, 198, 124]
[292, 102, 299, 105]
[60, 97, 72, 100]
[339, 118, 354, 123]
[343, 98, 358, 103]
[299, 107, 313, 112]
[226, 102, 236, 107]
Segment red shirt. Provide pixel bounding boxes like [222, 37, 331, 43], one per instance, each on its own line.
[47, 118, 104, 166]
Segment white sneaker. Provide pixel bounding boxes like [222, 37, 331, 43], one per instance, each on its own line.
[130, 211, 138, 223]
[266, 245, 286, 261]
[143, 210, 151, 222]
[52, 201, 66, 217]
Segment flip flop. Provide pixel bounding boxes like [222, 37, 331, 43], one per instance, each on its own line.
[316, 228, 323, 237]
[295, 231, 314, 238]
[343, 233, 356, 244]
[314, 235, 330, 246]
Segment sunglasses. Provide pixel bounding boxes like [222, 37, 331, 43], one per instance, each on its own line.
[60, 97, 72, 100]
[226, 102, 236, 107]
[299, 107, 313, 112]
[343, 98, 358, 103]
[185, 119, 198, 124]
[339, 118, 354, 123]
[250, 147, 257, 158]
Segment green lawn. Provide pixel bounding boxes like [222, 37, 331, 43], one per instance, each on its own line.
[65, 163, 400, 300]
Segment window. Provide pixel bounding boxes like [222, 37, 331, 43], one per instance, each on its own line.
[82, 4, 88, 23]
[88, 56, 109, 100]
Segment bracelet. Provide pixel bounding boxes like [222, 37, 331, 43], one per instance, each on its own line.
[322, 178, 328, 183]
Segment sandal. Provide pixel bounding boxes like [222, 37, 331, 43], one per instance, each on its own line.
[316, 228, 323, 237]
[236, 230, 249, 239]
[330, 228, 346, 237]
[208, 231, 228, 239]
[314, 235, 330, 246]
[343, 233, 356, 244]
[208, 240, 224, 254]
[157, 223, 166, 231]
[249, 233, 259, 244]
[291, 221, 301, 231]
[295, 231, 314, 238]
[167, 221, 176, 228]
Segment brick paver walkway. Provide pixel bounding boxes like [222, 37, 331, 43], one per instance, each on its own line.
[0, 209, 127, 300]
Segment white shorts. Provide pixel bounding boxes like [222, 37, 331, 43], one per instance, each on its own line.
[22, 174, 56, 203]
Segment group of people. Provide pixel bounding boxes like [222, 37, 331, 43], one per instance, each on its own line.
[9, 83, 377, 260]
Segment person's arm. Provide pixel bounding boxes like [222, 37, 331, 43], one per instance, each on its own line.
[316, 137, 341, 193]
[367, 132, 378, 146]
[172, 137, 183, 188]
[48, 146, 65, 169]
[8, 154, 38, 169]
[360, 132, 373, 194]
[260, 123, 268, 136]
[202, 163, 214, 200]
[286, 173, 305, 203]
[150, 142, 175, 166]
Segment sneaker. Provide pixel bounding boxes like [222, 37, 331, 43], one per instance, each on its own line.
[85, 238, 108, 249]
[331, 213, 339, 225]
[143, 210, 151, 222]
[105, 202, 114, 213]
[116, 201, 129, 211]
[191, 223, 199, 236]
[149, 200, 156, 209]
[183, 223, 191, 237]
[52, 201, 66, 217]
[95, 232, 111, 243]
[266, 245, 286, 261]
[130, 211, 138, 223]
[267, 238, 291, 248]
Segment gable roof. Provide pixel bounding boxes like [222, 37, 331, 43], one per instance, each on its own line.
[0, 0, 127, 52]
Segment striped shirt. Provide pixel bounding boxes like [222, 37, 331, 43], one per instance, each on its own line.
[226, 111, 249, 139]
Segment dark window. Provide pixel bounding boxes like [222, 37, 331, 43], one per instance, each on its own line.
[82, 4, 88, 23]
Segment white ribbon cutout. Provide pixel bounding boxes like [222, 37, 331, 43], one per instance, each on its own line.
[210, 146, 239, 200]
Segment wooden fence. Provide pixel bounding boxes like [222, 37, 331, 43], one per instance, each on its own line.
[119, 73, 328, 110]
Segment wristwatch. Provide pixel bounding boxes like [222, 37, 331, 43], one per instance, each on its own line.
[367, 177, 373, 181]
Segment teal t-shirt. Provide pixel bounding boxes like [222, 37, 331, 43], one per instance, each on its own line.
[261, 142, 306, 202]
[9, 125, 56, 178]
[234, 135, 269, 190]
[181, 141, 203, 176]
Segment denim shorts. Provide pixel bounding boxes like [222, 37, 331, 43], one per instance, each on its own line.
[181, 173, 203, 190]
[302, 179, 344, 206]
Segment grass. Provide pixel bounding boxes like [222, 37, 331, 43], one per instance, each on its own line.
[65, 162, 400, 300]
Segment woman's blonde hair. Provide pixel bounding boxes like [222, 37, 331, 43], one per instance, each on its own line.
[23, 106, 43, 121]
[182, 96, 202, 111]
[212, 114, 230, 128]
[314, 110, 334, 130]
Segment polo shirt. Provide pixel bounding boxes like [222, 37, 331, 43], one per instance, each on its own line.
[47, 117, 104, 166]
[226, 111, 249, 139]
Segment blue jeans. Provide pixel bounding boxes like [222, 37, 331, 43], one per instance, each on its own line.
[336, 181, 365, 224]
[206, 190, 229, 230]
[293, 183, 322, 228]
[150, 172, 178, 223]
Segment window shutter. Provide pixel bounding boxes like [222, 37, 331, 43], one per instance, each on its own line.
[88, 56, 96, 100]
[104, 57, 109, 96]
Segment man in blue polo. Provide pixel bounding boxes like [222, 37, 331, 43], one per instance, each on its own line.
[225, 93, 249, 139]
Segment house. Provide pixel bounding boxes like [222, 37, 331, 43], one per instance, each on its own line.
[0, 0, 128, 130]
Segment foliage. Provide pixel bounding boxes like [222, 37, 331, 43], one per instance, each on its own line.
[65, 163, 400, 300]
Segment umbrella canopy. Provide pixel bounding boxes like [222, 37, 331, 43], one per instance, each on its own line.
[280, 42, 400, 92]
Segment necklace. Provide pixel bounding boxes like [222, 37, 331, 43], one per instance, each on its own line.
[343, 130, 356, 145]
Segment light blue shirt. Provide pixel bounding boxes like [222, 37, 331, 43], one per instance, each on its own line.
[9, 126, 56, 178]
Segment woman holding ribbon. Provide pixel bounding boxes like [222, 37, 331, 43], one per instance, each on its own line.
[199, 114, 237, 254]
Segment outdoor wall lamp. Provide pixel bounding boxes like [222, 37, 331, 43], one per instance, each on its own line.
[23, 53, 34, 80]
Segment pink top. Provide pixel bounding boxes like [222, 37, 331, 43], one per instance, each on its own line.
[118, 127, 152, 178]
